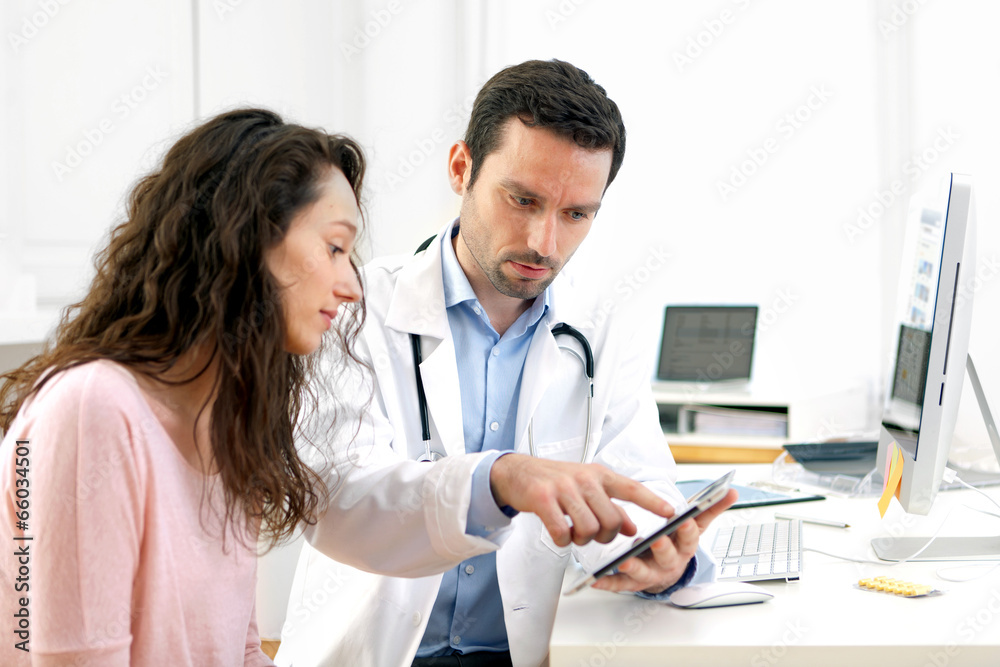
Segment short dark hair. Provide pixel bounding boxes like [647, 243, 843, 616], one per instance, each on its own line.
[463, 59, 626, 190]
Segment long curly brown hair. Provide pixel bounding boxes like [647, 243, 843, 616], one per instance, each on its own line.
[0, 108, 366, 549]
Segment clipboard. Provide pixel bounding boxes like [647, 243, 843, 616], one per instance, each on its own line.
[675, 479, 824, 509]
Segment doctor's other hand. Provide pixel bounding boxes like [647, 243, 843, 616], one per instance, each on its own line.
[591, 488, 739, 594]
[489, 454, 677, 548]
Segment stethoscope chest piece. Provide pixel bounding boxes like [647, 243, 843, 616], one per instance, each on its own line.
[418, 448, 444, 463]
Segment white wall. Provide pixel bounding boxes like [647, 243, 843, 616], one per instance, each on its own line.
[906, 0, 1000, 468]
[2, 0, 194, 311]
[4, 0, 998, 449]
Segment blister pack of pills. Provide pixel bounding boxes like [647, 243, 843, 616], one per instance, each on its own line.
[856, 576, 943, 598]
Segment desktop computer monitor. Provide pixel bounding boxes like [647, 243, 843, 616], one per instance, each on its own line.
[873, 173, 1000, 560]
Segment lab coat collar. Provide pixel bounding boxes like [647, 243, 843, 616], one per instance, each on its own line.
[382, 221, 452, 339]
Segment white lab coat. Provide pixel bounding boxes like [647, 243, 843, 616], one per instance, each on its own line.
[275, 223, 711, 667]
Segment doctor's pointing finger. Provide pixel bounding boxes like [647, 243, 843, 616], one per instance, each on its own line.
[488, 453, 678, 547]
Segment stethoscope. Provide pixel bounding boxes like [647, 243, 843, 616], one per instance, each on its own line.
[409, 323, 594, 463]
[408, 234, 595, 463]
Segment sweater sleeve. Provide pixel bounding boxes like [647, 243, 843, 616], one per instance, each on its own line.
[26, 366, 144, 665]
[244, 597, 276, 667]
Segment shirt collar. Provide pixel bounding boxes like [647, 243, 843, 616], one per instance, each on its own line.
[441, 219, 477, 308]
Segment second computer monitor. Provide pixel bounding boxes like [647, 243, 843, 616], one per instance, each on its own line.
[656, 305, 757, 385]
[876, 173, 975, 516]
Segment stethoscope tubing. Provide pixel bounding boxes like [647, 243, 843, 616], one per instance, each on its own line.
[410, 323, 594, 463]
[410, 333, 432, 444]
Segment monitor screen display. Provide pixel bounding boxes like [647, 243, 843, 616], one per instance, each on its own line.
[657, 306, 757, 382]
[891, 324, 931, 407]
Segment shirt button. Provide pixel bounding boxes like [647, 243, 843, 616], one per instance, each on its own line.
[412, 612, 421, 627]
[491, 347, 499, 356]
[465, 564, 475, 575]
[490, 421, 499, 432]
[473, 306, 482, 315]
[453, 635, 461, 644]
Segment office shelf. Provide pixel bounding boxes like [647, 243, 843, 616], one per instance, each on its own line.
[654, 382, 869, 451]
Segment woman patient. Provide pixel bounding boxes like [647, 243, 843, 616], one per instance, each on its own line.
[0, 108, 365, 666]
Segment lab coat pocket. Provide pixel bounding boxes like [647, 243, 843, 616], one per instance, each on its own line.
[532, 436, 586, 555]
[538, 521, 574, 558]
[530, 435, 586, 463]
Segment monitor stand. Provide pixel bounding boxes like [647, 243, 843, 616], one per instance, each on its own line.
[871, 355, 1000, 561]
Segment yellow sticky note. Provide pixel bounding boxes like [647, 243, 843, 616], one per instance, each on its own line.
[882, 440, 894, 484]
[878, 442, 904, 518]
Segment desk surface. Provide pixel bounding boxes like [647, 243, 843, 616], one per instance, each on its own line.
[549, 464, 1000, 667]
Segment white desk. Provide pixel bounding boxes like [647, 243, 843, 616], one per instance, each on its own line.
[549, 464, 1000, 667]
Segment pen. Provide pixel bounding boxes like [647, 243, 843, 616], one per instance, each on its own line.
[563, 574, 595, 596]
[749, 480, 801, 493]
[774, 512, 850, 529]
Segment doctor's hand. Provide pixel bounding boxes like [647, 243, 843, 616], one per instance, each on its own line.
[591, 488, 738, 594]
[489, 454, 677, 548]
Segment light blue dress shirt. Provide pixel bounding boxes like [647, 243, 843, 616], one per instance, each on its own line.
[415, 223, 549, 657]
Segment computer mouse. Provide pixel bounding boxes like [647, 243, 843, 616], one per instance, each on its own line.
[668, 582, 774, 609]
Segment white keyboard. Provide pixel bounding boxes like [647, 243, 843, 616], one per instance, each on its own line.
[711, 519, 802, 582]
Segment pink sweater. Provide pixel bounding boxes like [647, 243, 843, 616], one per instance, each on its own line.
[0, 360, 274, 666]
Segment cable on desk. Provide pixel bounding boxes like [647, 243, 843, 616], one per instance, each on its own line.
[803, 547, 881, 564]
[943, 466, 1000, 514]
[931, 468, 1000, 582]
[876, 468, 1000, 566]
[934, 562, 1000, 582]
[968, 506, 1000, 520]
[805, 469, 1000, 580]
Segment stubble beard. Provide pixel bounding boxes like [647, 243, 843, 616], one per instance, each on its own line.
[459, 212, 561, 301]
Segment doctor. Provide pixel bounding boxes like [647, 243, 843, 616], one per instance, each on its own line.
[277, 59, 735, 667]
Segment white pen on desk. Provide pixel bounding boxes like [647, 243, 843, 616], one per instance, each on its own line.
[749, 480, 801, 493]
[774, 512, 850, 529]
